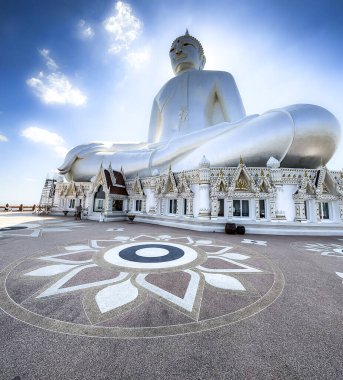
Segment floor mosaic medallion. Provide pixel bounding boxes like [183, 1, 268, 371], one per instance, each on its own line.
[0, 234, 284, 338]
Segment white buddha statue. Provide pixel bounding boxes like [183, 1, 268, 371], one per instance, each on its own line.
[59, 31, 340, 181]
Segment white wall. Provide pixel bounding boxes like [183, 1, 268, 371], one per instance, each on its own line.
[144, 188, 154, 212]
[191, 184, 200, 217]
[276, 184, 297, 221]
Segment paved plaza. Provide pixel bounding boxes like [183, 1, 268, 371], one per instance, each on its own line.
[0, 213, 342, 379]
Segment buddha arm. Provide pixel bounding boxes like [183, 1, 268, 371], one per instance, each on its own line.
[215, 73, 246, 122]
[151, 114, 257, 167]
[148, 98, 162, 143]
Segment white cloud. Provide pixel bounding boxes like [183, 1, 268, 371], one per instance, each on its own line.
[27, 50, 87, 106]
[39, 49, 59, 71]
[0, 134, 8, 142]
[27, 72, 87, 106]
[125, 46, 151, 69]
[103, 1, 143, 54]
[78, 19, 95, 39]
[21, 127, 68, 158]
[21, 126, 64, 145]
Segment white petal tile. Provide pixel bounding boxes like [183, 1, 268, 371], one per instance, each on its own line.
[136, 270, 200, 313]
[197, 256, 262, 273]
[36, 266, 128, 298]
[114, 236, 131, 241]
[158, 235, 172, 239]
[25, 264, 79, 277]
[221, 253, 250, 261]
[65, 245, 91, 251]
[95, 280, 138, 314]
[195, 240, 212, 245]
[203, 273, 246, 291]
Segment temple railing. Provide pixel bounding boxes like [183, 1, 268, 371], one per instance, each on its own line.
[0, 204, 37, 212]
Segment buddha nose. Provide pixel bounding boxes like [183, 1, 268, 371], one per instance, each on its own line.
[176, 48, 182, 55]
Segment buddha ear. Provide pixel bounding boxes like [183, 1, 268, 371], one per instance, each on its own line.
[199, 55, 206, 70]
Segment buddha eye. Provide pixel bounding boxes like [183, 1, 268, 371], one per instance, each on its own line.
[170, 48, 175, 52]
[183, 43, 190, 46]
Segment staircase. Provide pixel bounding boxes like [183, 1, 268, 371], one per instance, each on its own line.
[39, 178, 56, 211]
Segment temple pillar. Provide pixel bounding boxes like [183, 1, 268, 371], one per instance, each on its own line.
[294, 199, 307, 221]
[104, 195, 111, 216]
[227, 199, 233, 219]
[130, 198, 135, 213]
[155, 197, 160, 215]
[198, 184, 210, 218]
[161, 198, 166, 215]
[270, 199, 276, 220]
[197, 156, 211, 218]
[148, 179, 156, 214]
[211, 197, 218, 219]
[255, 198, 260, 220]
[339, 200, 343, 221]
[186, 197, 193, 217]
[315, 202, 320, 221]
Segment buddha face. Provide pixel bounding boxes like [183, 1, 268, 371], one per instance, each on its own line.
[169, 36, 204, 75]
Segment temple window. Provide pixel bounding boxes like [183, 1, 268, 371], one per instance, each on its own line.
[135, 200, 142, 212]
[112, 199, 123, 212]
[233, 199, 249, 217]
[93, 185, 105, 212]
[69, 199, 75, 209]
[183, 199, 187, 215]
[319, 202, 330, 220]
[218, 199, 225, 217]
[259, 199, 266, 219]
[169, 199, 177, 214]
[94, 199, 104, 212]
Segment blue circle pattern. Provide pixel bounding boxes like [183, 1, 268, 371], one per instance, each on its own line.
[119, 244, 185, 263]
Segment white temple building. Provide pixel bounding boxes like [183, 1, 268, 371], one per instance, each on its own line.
[50, 157, 343, 235]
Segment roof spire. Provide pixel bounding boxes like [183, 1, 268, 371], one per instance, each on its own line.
[185, 29, 189, 36]
[239, 156, 244, 166]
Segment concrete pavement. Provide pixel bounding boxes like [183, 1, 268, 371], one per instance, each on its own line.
[0, 213, 342, 379]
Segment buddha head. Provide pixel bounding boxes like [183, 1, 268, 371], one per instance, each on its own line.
[169, 30, 206, 75]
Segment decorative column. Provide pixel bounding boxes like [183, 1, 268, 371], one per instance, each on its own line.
[269, 199, 276, 220]
[255, 198, 260, 221]
[227, 198, 233, 219]
[161, 198, 166, 215]
[155, 197, 160, 215]
[129, 198, 135, 213]
[142, 197, 147, 213]
[268, 158, 284, 220]
[149, 178, 156, 214]
[197, 156, 211, 218]
[339, 200, 343, 221]
[294, 198, 307, 221]
[186, 196, 193, 217]
[211, 197, 218, 219]
[315, 202, 320, 221]
[104, 194, 111, 216]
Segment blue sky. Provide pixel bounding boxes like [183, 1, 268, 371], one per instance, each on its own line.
[1, 0, 343, 204]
